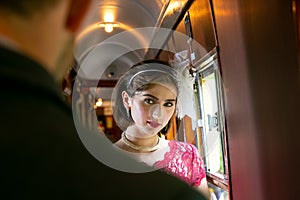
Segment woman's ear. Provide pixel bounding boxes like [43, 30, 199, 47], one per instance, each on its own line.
[65, 0, 92, 33]
[122, 91, 132, 108]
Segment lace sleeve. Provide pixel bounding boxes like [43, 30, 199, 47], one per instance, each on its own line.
[153, 141, 206, 186]
[190, 144, 206, 186]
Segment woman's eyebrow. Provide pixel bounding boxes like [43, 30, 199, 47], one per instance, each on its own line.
[165, 99, 176, 102]
[142, 94, 159, 100]
[142, 94, 176, 102]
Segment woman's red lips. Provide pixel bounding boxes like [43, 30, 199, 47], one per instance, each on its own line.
[147, 121, 161, 128]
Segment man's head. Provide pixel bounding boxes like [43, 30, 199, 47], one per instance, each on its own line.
[0, 1, 60, 17]
[0, 0, 91, 81]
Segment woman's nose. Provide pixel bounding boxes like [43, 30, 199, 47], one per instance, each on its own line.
[149, 104, 166, 121]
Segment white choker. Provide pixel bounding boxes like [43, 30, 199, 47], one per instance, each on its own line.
[121, 132, 161, 153]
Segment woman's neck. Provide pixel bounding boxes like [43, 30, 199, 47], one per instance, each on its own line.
[120, 132, 160, 153]
[120, 126, 159, 151]
[124, 131, 159, 148]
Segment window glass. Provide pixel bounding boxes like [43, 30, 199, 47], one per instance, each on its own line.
[194, 52, 227, 177]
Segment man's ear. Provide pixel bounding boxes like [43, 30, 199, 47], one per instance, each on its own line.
[65, 0, 92, 33]
[122, 91, 132, 108]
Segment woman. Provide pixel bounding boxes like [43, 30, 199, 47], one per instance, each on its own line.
[112, 60, 210, 198]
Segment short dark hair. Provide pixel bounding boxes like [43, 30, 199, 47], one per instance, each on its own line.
[0, 0, 60, 17]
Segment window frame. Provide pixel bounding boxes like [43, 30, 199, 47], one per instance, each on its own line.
[193, 48, 229, 192]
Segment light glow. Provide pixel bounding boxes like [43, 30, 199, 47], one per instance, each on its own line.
[104, 24, 114, 33]
[104, 13, 114, 22]
[95, 98, 103, 107]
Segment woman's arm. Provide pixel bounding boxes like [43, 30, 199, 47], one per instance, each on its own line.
[195, 177, 211, 200]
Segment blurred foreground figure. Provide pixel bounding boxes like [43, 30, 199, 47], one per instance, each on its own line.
[0, 0, 207, 199]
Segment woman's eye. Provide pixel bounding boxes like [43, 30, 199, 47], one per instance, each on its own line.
[145, 99, 154, 104]
[164, 102, 174, 107]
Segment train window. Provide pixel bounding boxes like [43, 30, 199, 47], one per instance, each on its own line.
[193, 49, 229, 196]
[197, 65, 224, 174]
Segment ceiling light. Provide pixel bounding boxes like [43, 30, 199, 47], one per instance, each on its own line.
[95, 98, 103, 107]
[104, 13, 114, 22]
[104, 24, 114, 33]
[98, 22, 120, 33]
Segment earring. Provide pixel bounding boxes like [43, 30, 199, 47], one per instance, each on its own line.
[126, 107, 131, 118]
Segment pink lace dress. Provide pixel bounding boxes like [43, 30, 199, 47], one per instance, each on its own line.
[153, 140, 206, 186]
[115, 139, 206, 186]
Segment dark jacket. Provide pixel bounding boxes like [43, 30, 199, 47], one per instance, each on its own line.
[0, 47, 206, 200]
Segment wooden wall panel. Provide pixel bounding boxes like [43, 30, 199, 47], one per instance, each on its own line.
[212, 0, 300, 199]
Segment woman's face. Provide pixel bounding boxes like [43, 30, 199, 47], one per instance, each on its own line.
[127, 83, 177, 138]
